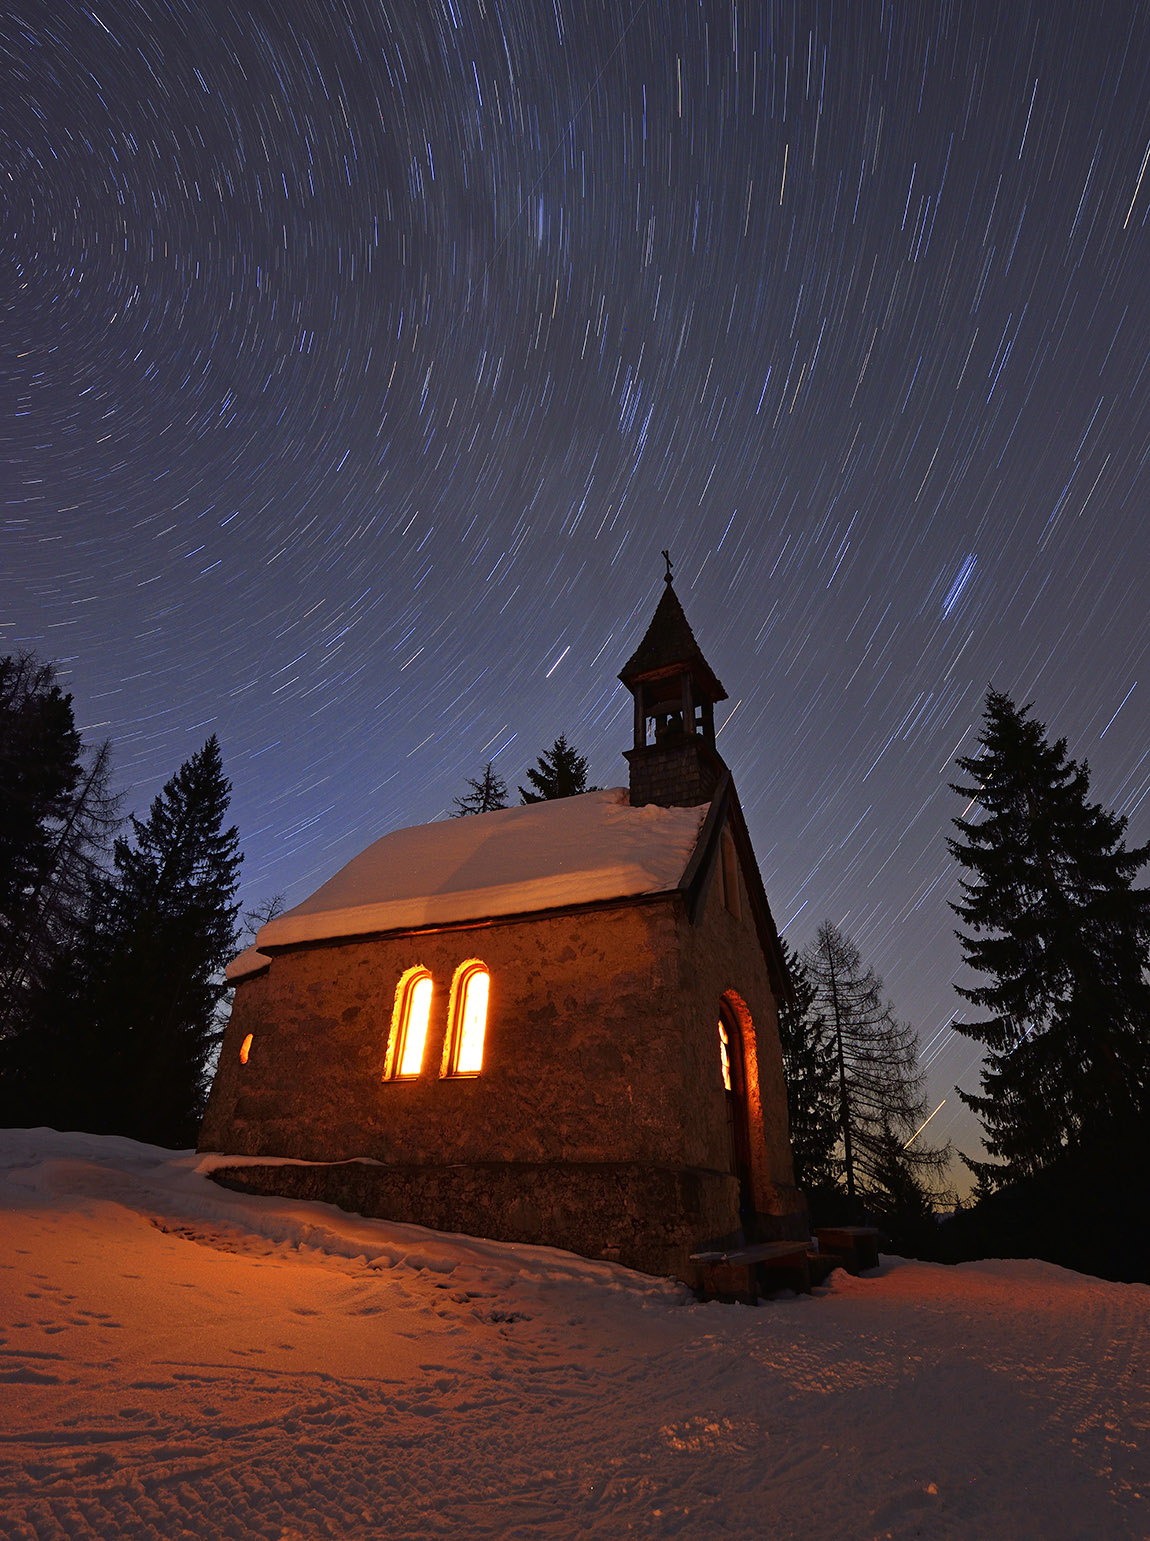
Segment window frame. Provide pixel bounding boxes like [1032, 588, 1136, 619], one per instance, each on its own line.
[441, 959, 491, 1078]
[718, 998, 754, 1221]
[384, 966, 434, 1081]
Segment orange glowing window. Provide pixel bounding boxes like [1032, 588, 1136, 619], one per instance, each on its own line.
[443, 962, 490, 1076]
[239, 1032, 253, 1065]
[718, 1019, 732, 1091]
[387, 969, 433, 1079]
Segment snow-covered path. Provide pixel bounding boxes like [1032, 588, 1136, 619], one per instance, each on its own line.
[1, 1130, 1146, 1539]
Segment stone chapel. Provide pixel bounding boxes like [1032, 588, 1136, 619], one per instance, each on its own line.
[199, 575, 806, 1283]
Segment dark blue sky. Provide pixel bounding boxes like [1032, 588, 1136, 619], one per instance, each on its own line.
[5, 0, 1149, 1173]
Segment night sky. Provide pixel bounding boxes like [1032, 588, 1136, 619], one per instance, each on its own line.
[5, 1, 1150, 1175]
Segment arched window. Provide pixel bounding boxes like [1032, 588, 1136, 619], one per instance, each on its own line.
[718, 1001, 754, 1225]
[717, 1016, 732, 1090]
[443, 961, 490, 1076]
[239, 1032, 253, 1065]
[386, 968, 433, 1079]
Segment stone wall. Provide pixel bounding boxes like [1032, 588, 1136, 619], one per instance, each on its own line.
[210, 1158, 737, 1283]
[202, 901, 703, 1171]
[623, 739, 725, 808]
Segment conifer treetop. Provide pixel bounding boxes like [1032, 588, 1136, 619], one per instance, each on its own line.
[452, 762, 509, 817]
[801, 920, 947, 1206]
[518, 734, 594, 803]
[948, 689, 1150, 1181]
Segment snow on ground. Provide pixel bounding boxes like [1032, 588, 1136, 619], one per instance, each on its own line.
[1, 1130, 1146, 1540]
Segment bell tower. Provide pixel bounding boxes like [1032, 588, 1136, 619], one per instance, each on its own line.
[619, 559, 729, 807]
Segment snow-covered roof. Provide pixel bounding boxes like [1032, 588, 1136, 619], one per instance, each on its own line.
[225, 947, 272, 983]
[255, 788, 709, 949]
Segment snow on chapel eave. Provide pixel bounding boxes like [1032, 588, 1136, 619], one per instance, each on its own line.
[251, 789, 711, 953]
[250, 882, 693, 957]
[225, 947, 272, 983]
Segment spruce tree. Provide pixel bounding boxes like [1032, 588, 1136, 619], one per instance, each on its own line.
[452, 762, 509, 816]
[777, 941, 840, 1190]
[8, 736, 242, 1145]
[0, 738, 120, 1038]
[0, 653, 83, 971]
[802, 922, 946, 1207]
[949, 689, 1150, 1181]
[105, 734, 242, 1144]
[518, 734, 594, 802]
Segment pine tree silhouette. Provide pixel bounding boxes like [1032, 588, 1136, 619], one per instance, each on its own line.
[777, 941, 839, 1191]
[518, 734, 593, 802]
[949, 689, 1150, 1182]
[0, 653, 83, 962]
[802, 921, 947, 1208]
[452, 762, 508, 816]
[6, 737, 242, 1146]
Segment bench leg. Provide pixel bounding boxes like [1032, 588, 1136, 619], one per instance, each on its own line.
[755, 1258, 812, 1296]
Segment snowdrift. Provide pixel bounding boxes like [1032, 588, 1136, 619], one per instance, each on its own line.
[0, 1128, 1146, 1539]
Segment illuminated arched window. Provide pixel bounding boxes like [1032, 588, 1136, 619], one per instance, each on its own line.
[443, 962, 490, 1076]
[718, 999, 753, 1223]
[717, 1017, 732, 1090]
[386, 968, 433, 1080]
[239, 1032, 253, 1065]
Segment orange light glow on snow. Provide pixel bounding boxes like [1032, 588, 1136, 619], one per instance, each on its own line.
[454, 968, 489, 1074]
[718, 1020, 731, 1091]
[239, 1033, 253, 1065]
[399, 974, 433, 1076]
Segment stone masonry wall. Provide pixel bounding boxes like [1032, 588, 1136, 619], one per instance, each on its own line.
[202, 901, 711, 1173]
[210, 1158, 737, 1283]
[624, 741, 724, 808]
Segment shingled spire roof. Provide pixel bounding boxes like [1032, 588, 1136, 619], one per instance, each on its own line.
[618, 575, 728, 702]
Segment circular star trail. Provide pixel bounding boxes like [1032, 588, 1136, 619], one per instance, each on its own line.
[5, 0, 1150, 1175]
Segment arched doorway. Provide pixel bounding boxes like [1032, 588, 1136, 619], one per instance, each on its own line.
[717, 1001, 754, 1231]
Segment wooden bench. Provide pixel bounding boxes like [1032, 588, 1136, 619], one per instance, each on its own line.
[806, 1247, 848, 1287]
[690, 1240, 812, 1303]
[813, 1225, 880, 1275]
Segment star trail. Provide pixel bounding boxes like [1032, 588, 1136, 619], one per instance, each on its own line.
[5, 0, 1150, 1174]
